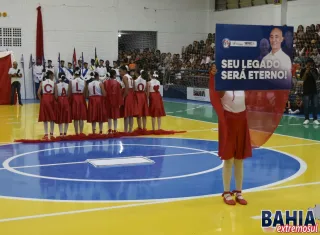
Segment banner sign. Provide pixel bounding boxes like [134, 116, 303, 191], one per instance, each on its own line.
[187, 87, 210, 102]
[215, 24, 293, 91]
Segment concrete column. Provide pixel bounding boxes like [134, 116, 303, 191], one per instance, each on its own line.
[281, 0, 288, 25]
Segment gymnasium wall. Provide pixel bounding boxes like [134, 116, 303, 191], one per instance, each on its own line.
[0, 0, 210, 99]
[210, 0, 320, 32]
[287, 0, 320, 28]
[210, 4, 282, 31]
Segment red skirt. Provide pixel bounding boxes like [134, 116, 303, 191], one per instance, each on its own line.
[149, 92, 166, 117]
[106, 99, 121, 120]
[135, 91, 149, 117]
[71, 94, 87, 120]
[38, 94, 56, 122]
[123, 89, 137, 117]
[55, 96, 72, 124]
[87, 96, 106, 123]
[221, 110, 252, 160]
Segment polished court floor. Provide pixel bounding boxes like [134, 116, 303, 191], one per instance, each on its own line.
[0, 98, 319, 234]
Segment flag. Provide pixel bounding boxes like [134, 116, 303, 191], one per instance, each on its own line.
[29, 54, 33, 69]
[73, 48, 77, 70]
[95, 47, 99, 66]
[81, 52, 84, 69]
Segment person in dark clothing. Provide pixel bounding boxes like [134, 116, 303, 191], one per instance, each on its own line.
[301, 58, 319, 125]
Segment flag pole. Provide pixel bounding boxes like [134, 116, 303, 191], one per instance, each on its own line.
[30, 54, 35, 99]
[21, 54, 27, 100]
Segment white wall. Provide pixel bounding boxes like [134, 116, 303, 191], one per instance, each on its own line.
[287, 0, 320, 29]
[210, 4, 282, 32]
[210, 0, 320, 32]
[0, 0, 210, 99]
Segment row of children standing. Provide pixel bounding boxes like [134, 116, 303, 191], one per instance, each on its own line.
[38, 66, 166, 140]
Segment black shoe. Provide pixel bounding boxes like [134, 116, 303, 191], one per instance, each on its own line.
[19, 103, 23, 106]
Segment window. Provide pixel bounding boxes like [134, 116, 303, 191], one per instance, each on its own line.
[0, 27, 22, 47]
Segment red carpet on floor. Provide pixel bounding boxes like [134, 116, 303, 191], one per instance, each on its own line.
[14, 129, 186, 143]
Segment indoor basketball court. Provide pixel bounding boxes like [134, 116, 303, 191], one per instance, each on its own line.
[0, 99, 319, 234]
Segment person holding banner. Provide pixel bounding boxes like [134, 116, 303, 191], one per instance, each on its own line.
[210, 64, 250, 206]
[8, 61, 23, 106]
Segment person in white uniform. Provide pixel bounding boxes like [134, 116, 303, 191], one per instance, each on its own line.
[8, 61, 23, 105]
[95, 59, 107, 82]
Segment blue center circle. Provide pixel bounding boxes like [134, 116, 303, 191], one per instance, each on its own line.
[0, 138, 302, 201]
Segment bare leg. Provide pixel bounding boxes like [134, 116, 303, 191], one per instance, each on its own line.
[79, 120, 84, 134]
[59, 124, 63, 135]
[129, 116, 134, 132]
[113, 119, 118, 131]
[108, 119, 112, 132]
[74, 120, 79, 135]
[92, 122, 96, 134]
[44, 122, 48, 135]
[50, 121, 54, 136]
[223, 158, 234, 193]
[99, 122, 103, 133]
[152, 117, 155, 131]
[137, 117, 142, 129]
[142, 116, 147, 129]
[64, 123, 69, 135]
[157, 117, 161, 130]
[124, 117, 129, 132]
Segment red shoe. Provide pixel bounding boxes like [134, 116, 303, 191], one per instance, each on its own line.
[42, 134, 49, 140]
[222, 191, 236, 205]
[233, 190, 247, 205]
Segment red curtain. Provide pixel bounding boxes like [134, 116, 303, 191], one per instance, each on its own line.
[0, 55, 12, 105]
[36, 6, 44, 62]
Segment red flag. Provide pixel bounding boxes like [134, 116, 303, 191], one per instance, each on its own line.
[36, 6, 44, 62]
[208, 66, 289, 156]
[73, 48, 77, 70]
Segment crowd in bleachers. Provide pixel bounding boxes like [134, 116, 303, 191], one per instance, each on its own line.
[118, 24, 320, 118]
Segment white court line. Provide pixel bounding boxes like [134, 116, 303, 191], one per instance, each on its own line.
[0, 142, 19, 147]
[0, 151, 215, 171]
[264, 142, 320, 149]
[0, 180, 319, 223]
[167, 115, 320, 144]
[0, 161, 86, 171]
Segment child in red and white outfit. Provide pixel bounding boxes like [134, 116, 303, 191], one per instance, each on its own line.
[86, 72, 106, 134]
[210, 64, 250, 206]
[119, 65, 136, 133]
[68, 69, 87, 135]
[38, 70, 56, 140]
[54, 74, 72, 137]
[134, 69, 149, 131]
[147, 71, 166, 130]
[104, 69, 123, 134]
